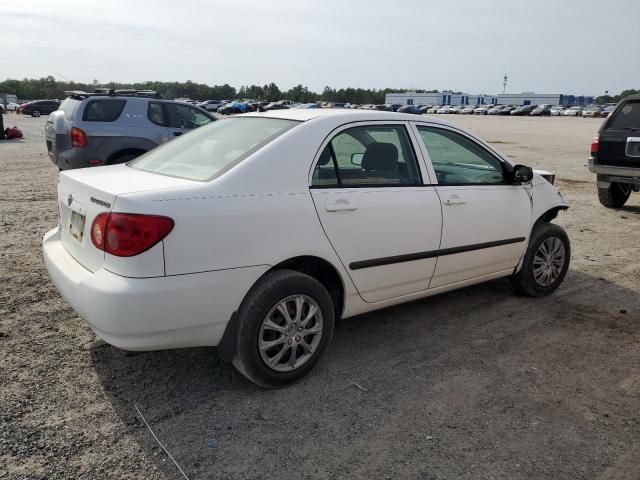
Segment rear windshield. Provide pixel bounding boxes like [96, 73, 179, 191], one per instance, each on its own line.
[129, 117, 299, 181]
[60, 98, 80, 120]
[608, 101, 640, 130]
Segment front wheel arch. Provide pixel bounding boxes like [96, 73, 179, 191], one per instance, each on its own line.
[536, 206, 568, 224]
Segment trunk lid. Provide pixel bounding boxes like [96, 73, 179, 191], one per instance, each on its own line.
[57, 165, 201, 272]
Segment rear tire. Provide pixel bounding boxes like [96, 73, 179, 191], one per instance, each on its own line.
[510, 222, 570, 297]
[31, 110, 41, 117]
[232, 270, 335, 388]
[598, 183, 631, 208]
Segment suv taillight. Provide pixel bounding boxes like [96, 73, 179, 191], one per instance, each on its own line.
[71, 127, 87, 148]
[590, 134, 599, 155]
[91, 213, 174, 257]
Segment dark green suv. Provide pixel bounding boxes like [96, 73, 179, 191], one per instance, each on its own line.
[589, 95, 640, 207]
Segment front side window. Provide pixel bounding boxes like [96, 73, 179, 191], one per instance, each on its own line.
[166, 103, 211, 129]
[147, 102, 165, 126]
[82, 99, 126, 122]
[417, 126, 505, 185]
[312, 125, 421, 187]
[129, 117, 299, 181]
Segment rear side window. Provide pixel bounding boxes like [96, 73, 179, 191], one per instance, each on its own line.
[608, 101, 640, 130]
[129, 117, 299, 181]
[148, 102, 166, 126]
[82, 99, 126, 122]
[312, 125, 422, 187]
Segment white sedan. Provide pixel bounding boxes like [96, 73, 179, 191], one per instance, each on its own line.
[563, 106, 583, 116]
[43, 109, 570, 387]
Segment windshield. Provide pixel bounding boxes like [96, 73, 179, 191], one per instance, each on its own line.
[129, 117, 300, 181]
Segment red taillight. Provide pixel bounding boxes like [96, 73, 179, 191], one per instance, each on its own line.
[590, 134, 599, 154]
[71, 127, 87, 148]
[91, 213, 174, 257]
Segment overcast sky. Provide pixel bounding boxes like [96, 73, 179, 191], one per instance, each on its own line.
[2, 0, 639, 95]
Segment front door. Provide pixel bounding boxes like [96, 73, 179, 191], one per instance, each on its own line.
[414, 124, 531, 288]
[310, 123, 442, 303]
[165, 103, 211, 138]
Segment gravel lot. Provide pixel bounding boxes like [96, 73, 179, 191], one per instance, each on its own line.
[1, 112, 639, 480]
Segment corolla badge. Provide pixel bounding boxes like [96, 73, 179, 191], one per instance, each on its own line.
[67, 194, 73, 206]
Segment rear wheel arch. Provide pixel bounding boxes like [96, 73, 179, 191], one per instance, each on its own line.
[217, 256, 345, 364]
[268, 256, 345, 321]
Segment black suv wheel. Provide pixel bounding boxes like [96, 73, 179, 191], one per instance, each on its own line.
[598, 182, 632, 208]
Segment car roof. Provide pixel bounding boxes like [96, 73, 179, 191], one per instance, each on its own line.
[243, 108, 458, 127]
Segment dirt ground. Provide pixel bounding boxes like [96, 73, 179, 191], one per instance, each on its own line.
[0, 112, 638, 480]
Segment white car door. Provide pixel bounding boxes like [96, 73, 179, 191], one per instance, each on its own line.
[412, 123, 531, 288]
[310, 122, 442, 303]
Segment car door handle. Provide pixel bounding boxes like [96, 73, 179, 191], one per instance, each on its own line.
[444, 195, 466, 206]
[326, 203, 358, 212]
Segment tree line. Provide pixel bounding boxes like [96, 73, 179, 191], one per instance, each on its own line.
[596, 89, 639, 105]
[1, 76, 635, 105]
[0, 76, 438, 104]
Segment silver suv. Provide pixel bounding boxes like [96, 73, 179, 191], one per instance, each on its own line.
[45, 90, 215, 170]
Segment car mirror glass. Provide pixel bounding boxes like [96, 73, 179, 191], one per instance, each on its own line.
[512, 164, 533, 184]
[351, 153, 364, 166]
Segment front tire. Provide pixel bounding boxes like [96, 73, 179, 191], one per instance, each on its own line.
[232, 270, 335, 388]
[598, 183, 631, 208]
[511, 222, 570, 297]
[31, 109, 41, 117]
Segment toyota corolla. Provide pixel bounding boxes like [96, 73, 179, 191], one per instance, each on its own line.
[43, 109, 570, 387]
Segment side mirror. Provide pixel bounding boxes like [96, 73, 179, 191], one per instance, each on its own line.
[511, 164, 534, 184]
[351, 153, 364, 166]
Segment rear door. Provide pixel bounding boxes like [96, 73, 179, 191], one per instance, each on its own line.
[412, 123, 531, 288]
[310, 122, 442, 303]
[597, 99, 640, 168]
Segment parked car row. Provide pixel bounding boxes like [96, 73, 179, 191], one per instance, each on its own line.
[421, 103, 613, 118]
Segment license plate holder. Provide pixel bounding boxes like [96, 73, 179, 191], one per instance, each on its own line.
[69, 210, 86, 242]
[626, 137, 640, 158]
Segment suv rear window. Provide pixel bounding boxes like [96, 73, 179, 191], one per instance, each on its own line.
[608, 101, 640, 130]
[129, 117, 299, 181]
[82, 99, 127, 122]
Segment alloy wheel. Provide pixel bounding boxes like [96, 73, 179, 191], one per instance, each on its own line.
[258, 295, 324, 372]
[533, 237, 566, 287]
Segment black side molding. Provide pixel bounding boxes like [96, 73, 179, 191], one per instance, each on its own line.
[349, 237, 526, 270]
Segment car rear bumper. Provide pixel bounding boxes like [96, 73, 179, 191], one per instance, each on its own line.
[43, 227, 269, 351]
[588, 158, 640, 177]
